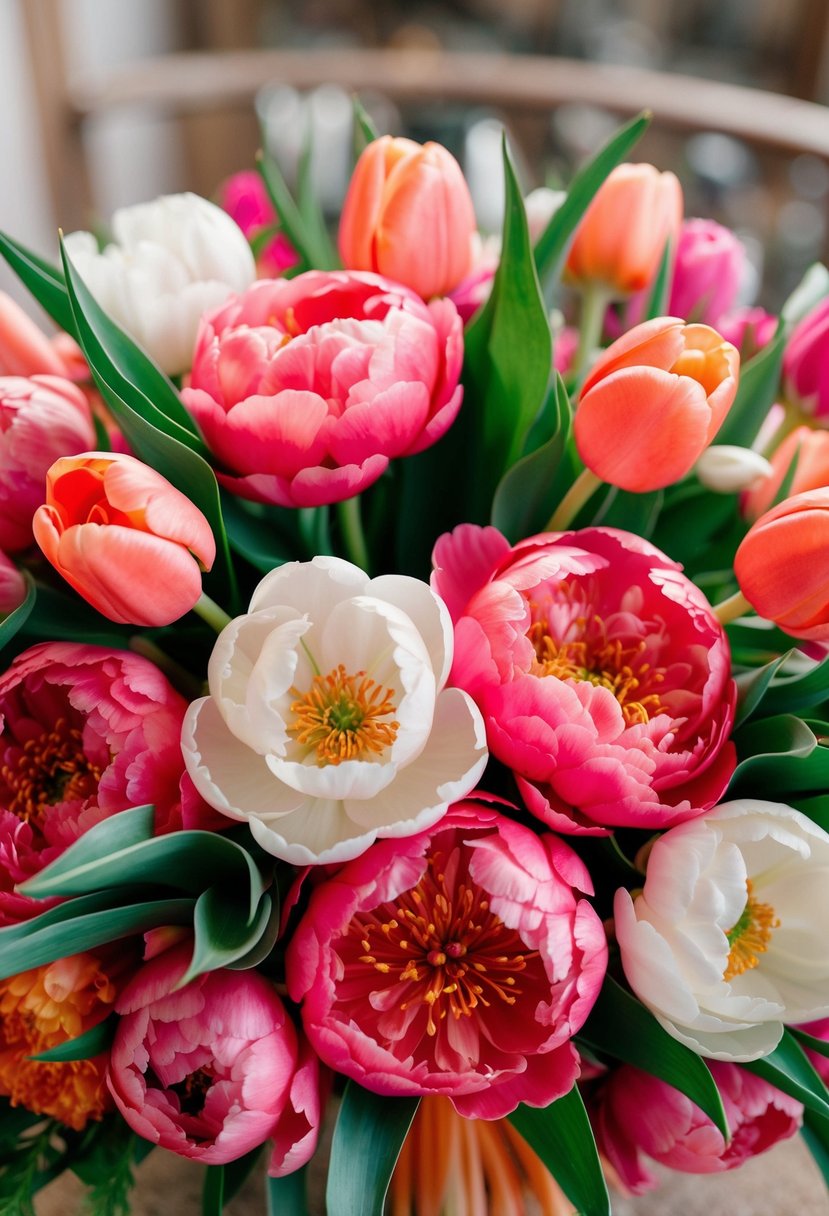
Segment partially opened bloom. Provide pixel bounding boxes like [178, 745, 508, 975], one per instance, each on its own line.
[742, 426, 829, 520]
[783, 297, 829, 422]
[287, 803, 607, 1118]
[615, 799, 829, 1060]
[109, 942, 312, 1165]
[669, 218, 746, 326]
[339, 136, 476, 299]
[181, 271, 463, 507]
[216, 169, 298, 276]
[734, 487, 829, 639]
[33, 452, 215, 626]
[594, 1062, 802, 1194]
[575, 318, 740, 492]
[182, 557, 487, 865]
[0, 375, 95, 552]
[433, 525, 736, 835]
[65, 192, 255, 376]
[565, 164, 683, 296]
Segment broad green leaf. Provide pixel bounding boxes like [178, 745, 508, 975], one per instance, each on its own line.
[578, 975, 728, 1135]
[590, 486, 664, 538]
[21, 804, 156, 881]
[790, 1026, 829, 1060]
[534, 111, 651, 286]
[802, 1110, 829, 1188]
[745, 1030, 829, 1119]
[179, 889, 273, 987]
[297, 130, 339, 270]
[326, 1083, 419, 1216]
[789, 794, 829, 832]
[258, 151, 315, 272]
[17, 581, 131, 649]
[0, 573, 36, 656]
[0, 230, 74, 333]
[508, 1088, 610, 1216]
[266, 1167, 308, 1216]
[222, 1147, 263, 1206]
[30, 1017, 115, 1062]
[353, 97, 380, 152]
[731, 716, 829, 796]
[716, 325, 785, 448]
[643, 239, 673, 321]
[221, 492, 298, 573]
[227, 889, 282, 971]
[754, 652, 829, 717]
[734, 654, 788, 726]
[203, 1164, 225, 1216]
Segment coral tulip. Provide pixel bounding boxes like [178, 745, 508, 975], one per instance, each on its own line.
[575, 317, 740, 492]
[339, 136, 477, 299]
[565, 163, 683, 296]
[32, 452, 215, 626]
[734, 487, 829, 639]
[742, 425, 829, 520]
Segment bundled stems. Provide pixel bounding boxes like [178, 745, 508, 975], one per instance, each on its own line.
[337, 495, 371, 573]
[572, 285, 610, 386]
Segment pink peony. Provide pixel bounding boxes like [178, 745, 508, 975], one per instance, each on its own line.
[216, 170, 299, 277]
[593, 1063, 803, 1194]
[181, 271, 464, 508]
[432, 525, 736, 834]
[108, 941, 323, 1168]
[0, 642, 210, 924]
[286, 801, 608, 1120]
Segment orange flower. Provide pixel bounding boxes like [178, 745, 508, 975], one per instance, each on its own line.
[0, 951, 124, 1130]
[742, 425, 829, 521]
[338, 136, 476, 299]
[565, 164, 683, 296]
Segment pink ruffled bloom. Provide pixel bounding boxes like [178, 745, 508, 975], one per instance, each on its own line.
[783, 297, 829, 423]
[593, 1063, 802, 1195]
[0, 642, 210, 925]
[181, 271, 464, 508]
[216, 170, 299, 277]
[108, 941, 323, 1169]
[432, 525, 736, 834]
[286, 801, 608, 1120]
[0, 375, 95, 552]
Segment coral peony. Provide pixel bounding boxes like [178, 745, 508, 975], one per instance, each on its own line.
[433, 525, 736, 834]
[182, 557, 487, 865]
[287, 802, 607, 1119]
[181, 271, 463, 508]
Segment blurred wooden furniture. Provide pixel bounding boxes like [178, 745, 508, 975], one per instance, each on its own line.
[19, 0, 829, 231]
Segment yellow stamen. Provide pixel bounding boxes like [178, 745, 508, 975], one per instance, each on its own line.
[289, 664, 399, 765]
[724, 879, 779, 981]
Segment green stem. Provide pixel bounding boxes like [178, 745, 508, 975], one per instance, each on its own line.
[545, 468, 603, 532]
[337, 495, 370, 573]
[713, 589, 754, 626]
[572, 285, 609, 386]
[759, 397, 805, 458]
[192, 591, 233, 633]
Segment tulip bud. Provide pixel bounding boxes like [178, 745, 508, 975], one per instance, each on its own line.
[338, 136, 477, 300]
[742, 426, 829, 520]
[695, 445, 772, 494]
[33, 452, 216, 626]
[669, 218, 746, 327]
[734, 488, 829, 639]
[565, 164, 683, 297]
[0, 293, 68, 378]
[574, 317, 740, 492]
[717, 306, 777, 362]
[783, 298, 829, 423]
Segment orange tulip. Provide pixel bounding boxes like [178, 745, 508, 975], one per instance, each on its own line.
[33, 452, 215, 626]
[574, 317, 740, 492]
[566, 163, 683, 296]
[734, 488, 829, 640]
[338, 135, 476, 299]
[742, 425, 829, 521]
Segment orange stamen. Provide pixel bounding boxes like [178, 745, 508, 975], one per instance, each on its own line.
[289, 665, 399, 765]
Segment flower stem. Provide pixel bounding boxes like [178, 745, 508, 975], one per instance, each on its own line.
[758, 398, 803, 459]
[545, 468, 603, 532]
[337, 495, 370, 573]
[572, 285, 609, 386]
[193, 591, 233, 633]
[713, 589, 753, 626]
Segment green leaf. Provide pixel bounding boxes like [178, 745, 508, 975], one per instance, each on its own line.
[716, 325, 786, 448]
[753, 652, 829, 717]
[227, 888, 282, 971]
[534, 111, 651, 286]
[221, 492, 298, 573]
[266, 1167, 308, 1216]
[590, 486, 664, 538]
[203, 1164, 225, 1216]
[790, 1026, 829, 1060]
[0, 573, 36, 657]
[643, 239, 673, 321]
[731, 716, 829, 797]
[734, 654, 788, 726]
[578, 975, 728, 1135]
[258, 151, 315, 272]
[745, 1030, 829, 1119]
[789, 794, 829, 832]
[326, 1082, 419, 1216]
[297, 129, 339, 270]
[179, 889, 273, 986]
[781, 262, 829, 327]
[22, 803, 155, 879]
[508, 1088, 610, 1216]
[802, 1110, 829, 1188]
[221, 1147, 263, 1207]
[0, 230, 74, 333]
[16, 581, 131, 649]
[30, 1016, 115, 1062]
[72, 1118, 138, 1216]
[353, 97, 380, 152]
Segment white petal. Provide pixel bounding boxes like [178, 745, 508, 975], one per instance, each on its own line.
[267, 755, 398, 800]
[247, 800, 377, 866]
[654, 1014, 784, 1062]
[249, 556, 368, 616]
[368, 573, 454, 688]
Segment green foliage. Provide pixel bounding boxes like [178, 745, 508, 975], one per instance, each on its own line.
[258, 150, 337, 273]
[0, 231, 74, 333]
[744, 1030, 829, 1119]
[0, 575, 36, 659]
[508, 1087, 610, 1216]
[326, 1083, 418, 1216]
[73, 1120, 141, 1216]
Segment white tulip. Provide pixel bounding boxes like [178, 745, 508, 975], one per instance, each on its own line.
[695, 445, 774, 494]
[182, 557, 488, 866]
[615, 799, 829, 1061]
[64, 192, 255, 376]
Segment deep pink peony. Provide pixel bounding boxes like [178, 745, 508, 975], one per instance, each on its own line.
[108, 942, 323, 1168]
[286, 801, 608, 1120]
[181, 271, 464, 508]
[0, 642, 211, 924]
[593, 1063, 803, 1194]
[432, 525, 736, 834]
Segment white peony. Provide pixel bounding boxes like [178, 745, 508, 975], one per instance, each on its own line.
[182, 557, 488, 865]
[614, 799, 829, 1061]
[65, 192, 255, 376]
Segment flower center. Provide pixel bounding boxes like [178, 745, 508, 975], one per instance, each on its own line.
[289, 664, 399, 765]
[353, 848, 538, 1037]
[170, 1066, 214, 1117]
[0, 718, 104, 828]
[723, 879, 780, 981]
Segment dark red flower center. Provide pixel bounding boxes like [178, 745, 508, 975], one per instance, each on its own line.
[0, 717, 103, 828]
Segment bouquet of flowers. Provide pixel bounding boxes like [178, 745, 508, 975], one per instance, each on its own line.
[1, 102, 829, 1216]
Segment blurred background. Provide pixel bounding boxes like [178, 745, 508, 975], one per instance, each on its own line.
[4, 0, 829, 311]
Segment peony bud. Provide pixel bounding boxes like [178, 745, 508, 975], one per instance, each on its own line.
[339, 136, 477, 299]
[783, 297, 829, 423]
[574, 317, 740, 492]
[695, 445, 772, 494]
[32, 452, 215, 626]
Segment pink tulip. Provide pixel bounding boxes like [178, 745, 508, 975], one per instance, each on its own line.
[718, 306, 777, 361]
[593, 1063, 802, 1194]
[669, 218, 746, 325]
[33, 452, 215, 626]
[0, 375, 96, 551]
[783, 297, 829, 423]
[339, 136, 477, 300]
[181, 271, 463, 508]
[0, 552, 26, 616]
[287, 800, 608, 1120]
[432, 525, 736, 834]
[109, 942, 320, 1167]
[0, 642, 211, 925]
[216, 170, 298, 277]
[575, 317, 740, 492]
